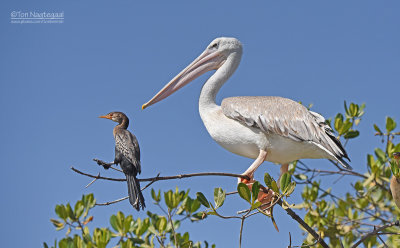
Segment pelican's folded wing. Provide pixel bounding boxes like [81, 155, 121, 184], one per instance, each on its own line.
[221, 96, 351, 169]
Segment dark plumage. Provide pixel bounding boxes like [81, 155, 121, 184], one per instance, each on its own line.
[99, 111, 145, 211]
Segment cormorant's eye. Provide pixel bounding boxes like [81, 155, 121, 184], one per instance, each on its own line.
[211, 43, 218, 49]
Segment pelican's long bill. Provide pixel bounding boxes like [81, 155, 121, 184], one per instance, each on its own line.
[142, 47, 225, 109]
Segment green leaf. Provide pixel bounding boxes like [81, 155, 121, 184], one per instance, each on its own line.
[349, 103, 359, 117]
[251, 181, 260, 203]
[367, 154, 375, 168]
[264, 173, 274, 189]
[358, 103, 366, 117]
[50, 218, 65, 230]
[280, 173, 291, 193]
[334, 113, 344, 132]
[82, 194, 96, 209]
[375, 148, 386, 161]
[344, 130, 359, 139]
[147, 225, 159, 236]
[271, 181, 279, 193]
[55, 205, 67, 220]
[66, 204, 75, 221]
[237, 183, 251, 203]
[373, 124, 382, 134]
[386, 116, 397, 133]
[190, 212, 205, 221]
[151, 189, 161, 202]
[294, 173, 307, 181]
[109, 215, 119, 232]
[74, 201, 84, 219]
[123, 215, 133, 234]
[252, 201, 262, 210]
[134, 217, 150, 236]
[82, 226, 92, 243]
[344, 101, 349, 116]
[285, 182, 296, 197]
[339, 119, 352, 135]
[156, 217, 167, 233]
[213, 188, 226, 208]
[164, 190, 174, 209]
[190, 199, 201, 213]
[196, 192, 210, 208]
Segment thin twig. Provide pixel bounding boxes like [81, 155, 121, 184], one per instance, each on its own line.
[155, 235, 166, 248]
[376, 229, 389, 248]
[351, 221, 399, 248]
[208, 203, 241, 220]
[168, 209, 178, 248]
[85, 173, 100, 188]
[297, 167, 386, 191]
[239, 217, 245, 248]
[95, 174, 161, 206]
[96, 196, 128, 206]
[226, 191, 238, 196]
[140, 173, 161, 191]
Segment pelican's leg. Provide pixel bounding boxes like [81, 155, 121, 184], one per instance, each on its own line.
[238, 150, 268, 184]
[238, 150, 275, 213]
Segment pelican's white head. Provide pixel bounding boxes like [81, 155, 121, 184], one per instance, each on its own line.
[142, 37, 243, 109]
[206, 37, 242, 58]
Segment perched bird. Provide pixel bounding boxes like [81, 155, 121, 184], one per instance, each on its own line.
[142, 37, 351, 187]
[99, 111, 145, 211]
[390, 152, 400, 209]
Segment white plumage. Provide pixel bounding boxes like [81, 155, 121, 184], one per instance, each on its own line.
[143, 37, 351, 182]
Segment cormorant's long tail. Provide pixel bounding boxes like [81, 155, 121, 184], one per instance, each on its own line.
[126, 174, 145, 211]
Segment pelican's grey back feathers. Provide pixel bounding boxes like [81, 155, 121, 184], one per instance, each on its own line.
[221, 96, 351, 169]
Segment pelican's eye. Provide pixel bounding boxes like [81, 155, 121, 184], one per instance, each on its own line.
[210, 43, 218, 49]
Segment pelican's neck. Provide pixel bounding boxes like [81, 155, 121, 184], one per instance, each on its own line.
[199, 51, 242, 112]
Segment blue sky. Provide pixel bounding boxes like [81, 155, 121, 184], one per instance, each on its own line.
[1, 1, 399, 247]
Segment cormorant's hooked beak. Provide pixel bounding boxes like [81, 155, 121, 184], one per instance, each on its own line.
[142, 48, 225, 110]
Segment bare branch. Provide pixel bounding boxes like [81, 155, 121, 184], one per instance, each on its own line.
[351, 221, 399, 248]
[278, 199, 329, 248]
[71, 166, 250, 182]
[72, 167, 125, 181]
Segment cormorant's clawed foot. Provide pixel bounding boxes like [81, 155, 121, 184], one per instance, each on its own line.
[93, 158, 112, 170]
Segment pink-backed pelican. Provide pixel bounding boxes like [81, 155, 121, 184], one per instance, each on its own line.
[142, 37, 351, 185]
